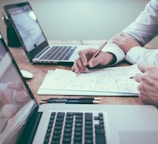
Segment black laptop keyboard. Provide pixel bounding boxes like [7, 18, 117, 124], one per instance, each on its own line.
[44, 112, 106, 144]
[40, 46, 77, 60]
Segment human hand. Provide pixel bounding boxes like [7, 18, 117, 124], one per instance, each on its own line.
[112, 32, 140, 53]
[72, 48, 115, 73]
[0, 104, 19, 119]
[4, 80, 30, 105]
[133, 63, 158, 106]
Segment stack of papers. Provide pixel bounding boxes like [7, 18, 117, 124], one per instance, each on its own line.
[38, 65, 140, 96]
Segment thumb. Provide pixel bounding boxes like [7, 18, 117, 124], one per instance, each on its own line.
[137, 63, 152, 73]
[88, 57, 99, 68]
[133, 73, 142, 83]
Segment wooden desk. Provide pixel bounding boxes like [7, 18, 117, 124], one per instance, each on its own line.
[10, 40, 143, 105]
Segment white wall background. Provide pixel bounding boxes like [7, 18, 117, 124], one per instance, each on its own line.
[1, 0, 157, 46]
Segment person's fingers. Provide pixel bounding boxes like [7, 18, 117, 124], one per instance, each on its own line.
[137, 62, 158, 73]
[137, 63, 149, 73]
[133, 63, 150, 83]
[72, 58, 90, 73]
[72, 58, 83, 73]
[78, 48, 101, 68]
[78, 48, 95, 66]
[139, 92, 149, 104]
[139, 91, 158, 106]
[133, 73, 142, 83]
[72, 60, 78, 72]
[72, 49, 114, 72]
[72, 49, 91, 72]
[7, 81, 22, 89]
[78, 51, 88, 66]
[1, 105, 19, 118]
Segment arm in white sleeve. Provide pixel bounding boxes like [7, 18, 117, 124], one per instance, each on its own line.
[126, 46, 158, 65]
[102, 42, 125, 65]
[123, 0, 158, 46]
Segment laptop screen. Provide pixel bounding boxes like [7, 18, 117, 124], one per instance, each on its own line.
[5, 3, 45, 52]
[0, 34, 36, 143]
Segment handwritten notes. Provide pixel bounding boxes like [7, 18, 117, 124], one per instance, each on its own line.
[38, 65, 140, 96]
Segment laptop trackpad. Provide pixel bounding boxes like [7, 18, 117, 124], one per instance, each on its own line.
[119, 130, 158, 144]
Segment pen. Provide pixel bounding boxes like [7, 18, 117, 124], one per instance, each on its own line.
[77, 41, 108, 76]
[42, 97, 102, 101]
[40, 98, 102, 104]
[40, 100, 101, 104]
[129, 76, 134, 79]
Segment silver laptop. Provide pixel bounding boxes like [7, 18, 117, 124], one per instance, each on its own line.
[0, 33, 158, 144]
[3, 2, 94, 65]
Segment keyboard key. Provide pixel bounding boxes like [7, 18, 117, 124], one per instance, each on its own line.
[95, 134, 106, 144]
[85, 113, 93, 121]
[44, 111, 106, 144]
[40, 46, 76, 61]
[85, 139, 93, 144]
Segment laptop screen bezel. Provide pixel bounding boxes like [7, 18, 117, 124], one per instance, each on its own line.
[3, 2, 49, 62]
[0, 33, 37, 102]
[0, 33, 40, 143]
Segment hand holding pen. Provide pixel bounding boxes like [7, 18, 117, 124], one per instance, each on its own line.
[76, 41, 108, 76]
[72, 41, 115, 75]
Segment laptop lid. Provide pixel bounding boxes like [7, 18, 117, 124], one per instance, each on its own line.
[0, 33, 38, 144]
[3, 2, 49, 62]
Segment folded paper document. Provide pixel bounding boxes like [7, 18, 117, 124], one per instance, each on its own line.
[38, 65, 140, 96]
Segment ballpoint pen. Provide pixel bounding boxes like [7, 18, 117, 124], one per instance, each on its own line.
[76, 41, 108, 76]
[129, 76, 135, 79]
[42, 97, 102, 101]
[40, 98, 102, 104]
[40, 100, 101, 104]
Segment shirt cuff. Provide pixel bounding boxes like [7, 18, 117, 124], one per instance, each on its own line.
[125, 46, 143, 64]
[102, 42, 125, 65]
[126, 46, 158, 65]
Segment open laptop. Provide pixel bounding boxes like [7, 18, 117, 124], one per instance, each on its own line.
[3, 2, 97, 65]
[1, 33, 158, 144]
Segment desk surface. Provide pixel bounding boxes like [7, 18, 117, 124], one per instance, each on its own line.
[10, 40, 143, 105]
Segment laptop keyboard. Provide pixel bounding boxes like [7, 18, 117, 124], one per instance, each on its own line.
[41, 46, 77, 61]
[44, 112, 106, 144]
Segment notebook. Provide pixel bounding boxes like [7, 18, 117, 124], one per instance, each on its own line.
[0, 33, 158, 144]
[3, 2, 96, 65]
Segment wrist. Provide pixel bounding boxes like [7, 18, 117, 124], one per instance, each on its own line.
[102, 42, 125, 65]
[107, 52, 117, 65]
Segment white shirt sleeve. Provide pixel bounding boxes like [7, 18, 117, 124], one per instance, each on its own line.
[126, 46, 158, 65]
[102, 42, 125, 65]
[123, 0, 158, 46]
[122, 0, 158, 65]
[102, 0, 158, 65]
